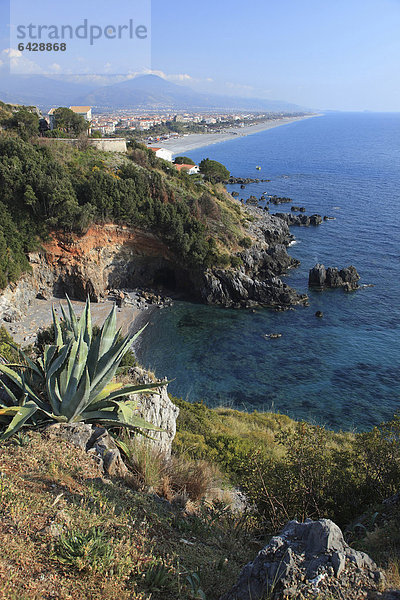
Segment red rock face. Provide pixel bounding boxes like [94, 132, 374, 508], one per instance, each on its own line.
[36, 225, 176, 301]
[43, 224, 172, 265]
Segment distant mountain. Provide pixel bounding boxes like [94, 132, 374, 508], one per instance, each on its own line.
[0, 75, 96, 108]
[81, 75, 305, 112]
[0, 73, 306, 113]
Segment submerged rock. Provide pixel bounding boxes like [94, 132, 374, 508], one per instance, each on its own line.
[220, 519, 384, 600]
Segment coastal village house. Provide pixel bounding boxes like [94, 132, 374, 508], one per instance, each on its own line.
[174, 163, 200, 175]
[150, 147, 173, 162]
[48, 106, 92, 131]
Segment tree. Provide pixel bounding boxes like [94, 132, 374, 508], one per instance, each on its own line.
[199, 158, 230, 182]
[174, 156, 195, 165]
[4, 109, 39, 140]
[53, 107, 88, 135]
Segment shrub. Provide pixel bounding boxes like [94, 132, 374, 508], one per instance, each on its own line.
[119, 433, 220, 503]
[239, 236, 252, 249]
[199, 159, 230, 183]
[230, 256, 243, 268]
[0, 326, 20, 363]
[174, 156, 195, 165]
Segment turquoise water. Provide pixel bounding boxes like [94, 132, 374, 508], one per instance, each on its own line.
[136, 113, 400, 430]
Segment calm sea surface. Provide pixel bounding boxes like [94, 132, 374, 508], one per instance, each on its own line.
[136, 113, 400, 430]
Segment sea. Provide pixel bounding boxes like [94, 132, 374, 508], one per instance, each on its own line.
[135, 112, 400, 431]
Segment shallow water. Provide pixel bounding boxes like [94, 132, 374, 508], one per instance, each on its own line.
[136, 113, 400, 431]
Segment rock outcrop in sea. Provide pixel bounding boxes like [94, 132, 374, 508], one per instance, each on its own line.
[220, 519, 385, 600]
[274, 212, 323, 226]
[309, 263, 360, 291]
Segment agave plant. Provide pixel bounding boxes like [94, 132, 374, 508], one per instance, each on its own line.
[0, 297, 163, 441]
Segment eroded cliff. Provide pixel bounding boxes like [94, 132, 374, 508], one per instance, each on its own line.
[0, 210, 307, 321]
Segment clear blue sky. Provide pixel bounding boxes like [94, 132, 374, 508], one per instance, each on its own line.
[1, 0, 400, 111]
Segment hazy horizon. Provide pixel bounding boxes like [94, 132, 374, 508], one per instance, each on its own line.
[0, 0, 399, 112]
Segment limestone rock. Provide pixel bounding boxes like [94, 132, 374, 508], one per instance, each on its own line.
[221, 519, 384, 600]
[129, 366, 179, 457]
[46, 423, 128, 477]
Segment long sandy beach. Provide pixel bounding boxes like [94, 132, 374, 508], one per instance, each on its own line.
[148, 114, 319, 156]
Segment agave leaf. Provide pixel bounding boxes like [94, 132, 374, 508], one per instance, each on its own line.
[90, 381, 166, 409]
[60, 303, 71, 331]
[65, 295, 78, 338]
[91, 381, 123, 404]
[0, 401, 38, 442]
[52, 305, 63, 348]
[129, 324, 147, 343]
[65, 367, 91, 422]
[0, 363, 43, 406]
[0, 379, 20, 406]
[78, 297, 92, 347]
[85, 306, 117, 381]
[45, 343, 71, 414]
[0, 406, 20, 416]
[98, 306, 117, 359]
[46, 370, 63, 416]
[43, 344, 57, 371]
[46, 342, 71, 380]
[62, 337, 89, 413]
[80, 408, 162, 432]
[89, 334, 134, 402]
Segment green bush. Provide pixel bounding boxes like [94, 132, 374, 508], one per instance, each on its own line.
[199, 159, 230, 183]
[0, 326, 20, 363]
[239, 237, 252, 249]
[174, 398, 400, 532]
[0, 131, 245, 288]
[174, 156, 195, 165]
[230, 256, 243, 268]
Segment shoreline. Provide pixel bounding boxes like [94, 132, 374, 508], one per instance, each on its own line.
[3, 296, 150, 347]
[148, 114, 321, 156]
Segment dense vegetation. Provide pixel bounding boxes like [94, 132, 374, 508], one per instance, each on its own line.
[0, 108, 248, 289]
[174, 398, 400, 532]
[174, 156, 196, 165]
[199, 158, 230, 182]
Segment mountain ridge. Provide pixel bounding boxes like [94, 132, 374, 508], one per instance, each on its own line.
[0, 73, 307, 112]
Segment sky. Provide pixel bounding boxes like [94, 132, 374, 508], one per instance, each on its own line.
[0, 0, 399, 111]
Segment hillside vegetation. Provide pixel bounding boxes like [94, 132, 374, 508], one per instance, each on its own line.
[0, 112, 250, 289]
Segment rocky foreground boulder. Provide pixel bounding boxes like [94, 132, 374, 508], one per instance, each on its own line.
[309, 263, 360, 291]
[221, 519, 385, 600]
[46, 371, 178, 477]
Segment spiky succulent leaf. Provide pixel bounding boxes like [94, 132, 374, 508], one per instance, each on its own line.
[0, 401, 38, 441]
[52, 305, 63, 349]
[90, 382, 165, 409]
[65, 295, 78, 338]
[0, 363, 43, 407]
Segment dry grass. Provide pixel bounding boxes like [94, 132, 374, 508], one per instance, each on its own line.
[0, 432, 255, 600]
[120, 435, 225, 506]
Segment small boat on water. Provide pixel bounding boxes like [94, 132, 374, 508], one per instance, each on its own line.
[256, 166, 261, 170]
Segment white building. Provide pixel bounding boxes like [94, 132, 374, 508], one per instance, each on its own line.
[150, 147, 173, 162]
[69, 106, 92, 121]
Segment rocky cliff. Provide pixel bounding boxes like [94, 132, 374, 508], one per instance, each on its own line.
[0, 209, 306, 321]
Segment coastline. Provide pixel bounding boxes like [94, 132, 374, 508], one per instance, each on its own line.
[148, 114, 321, 156]
[3, 296, 146, 346]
